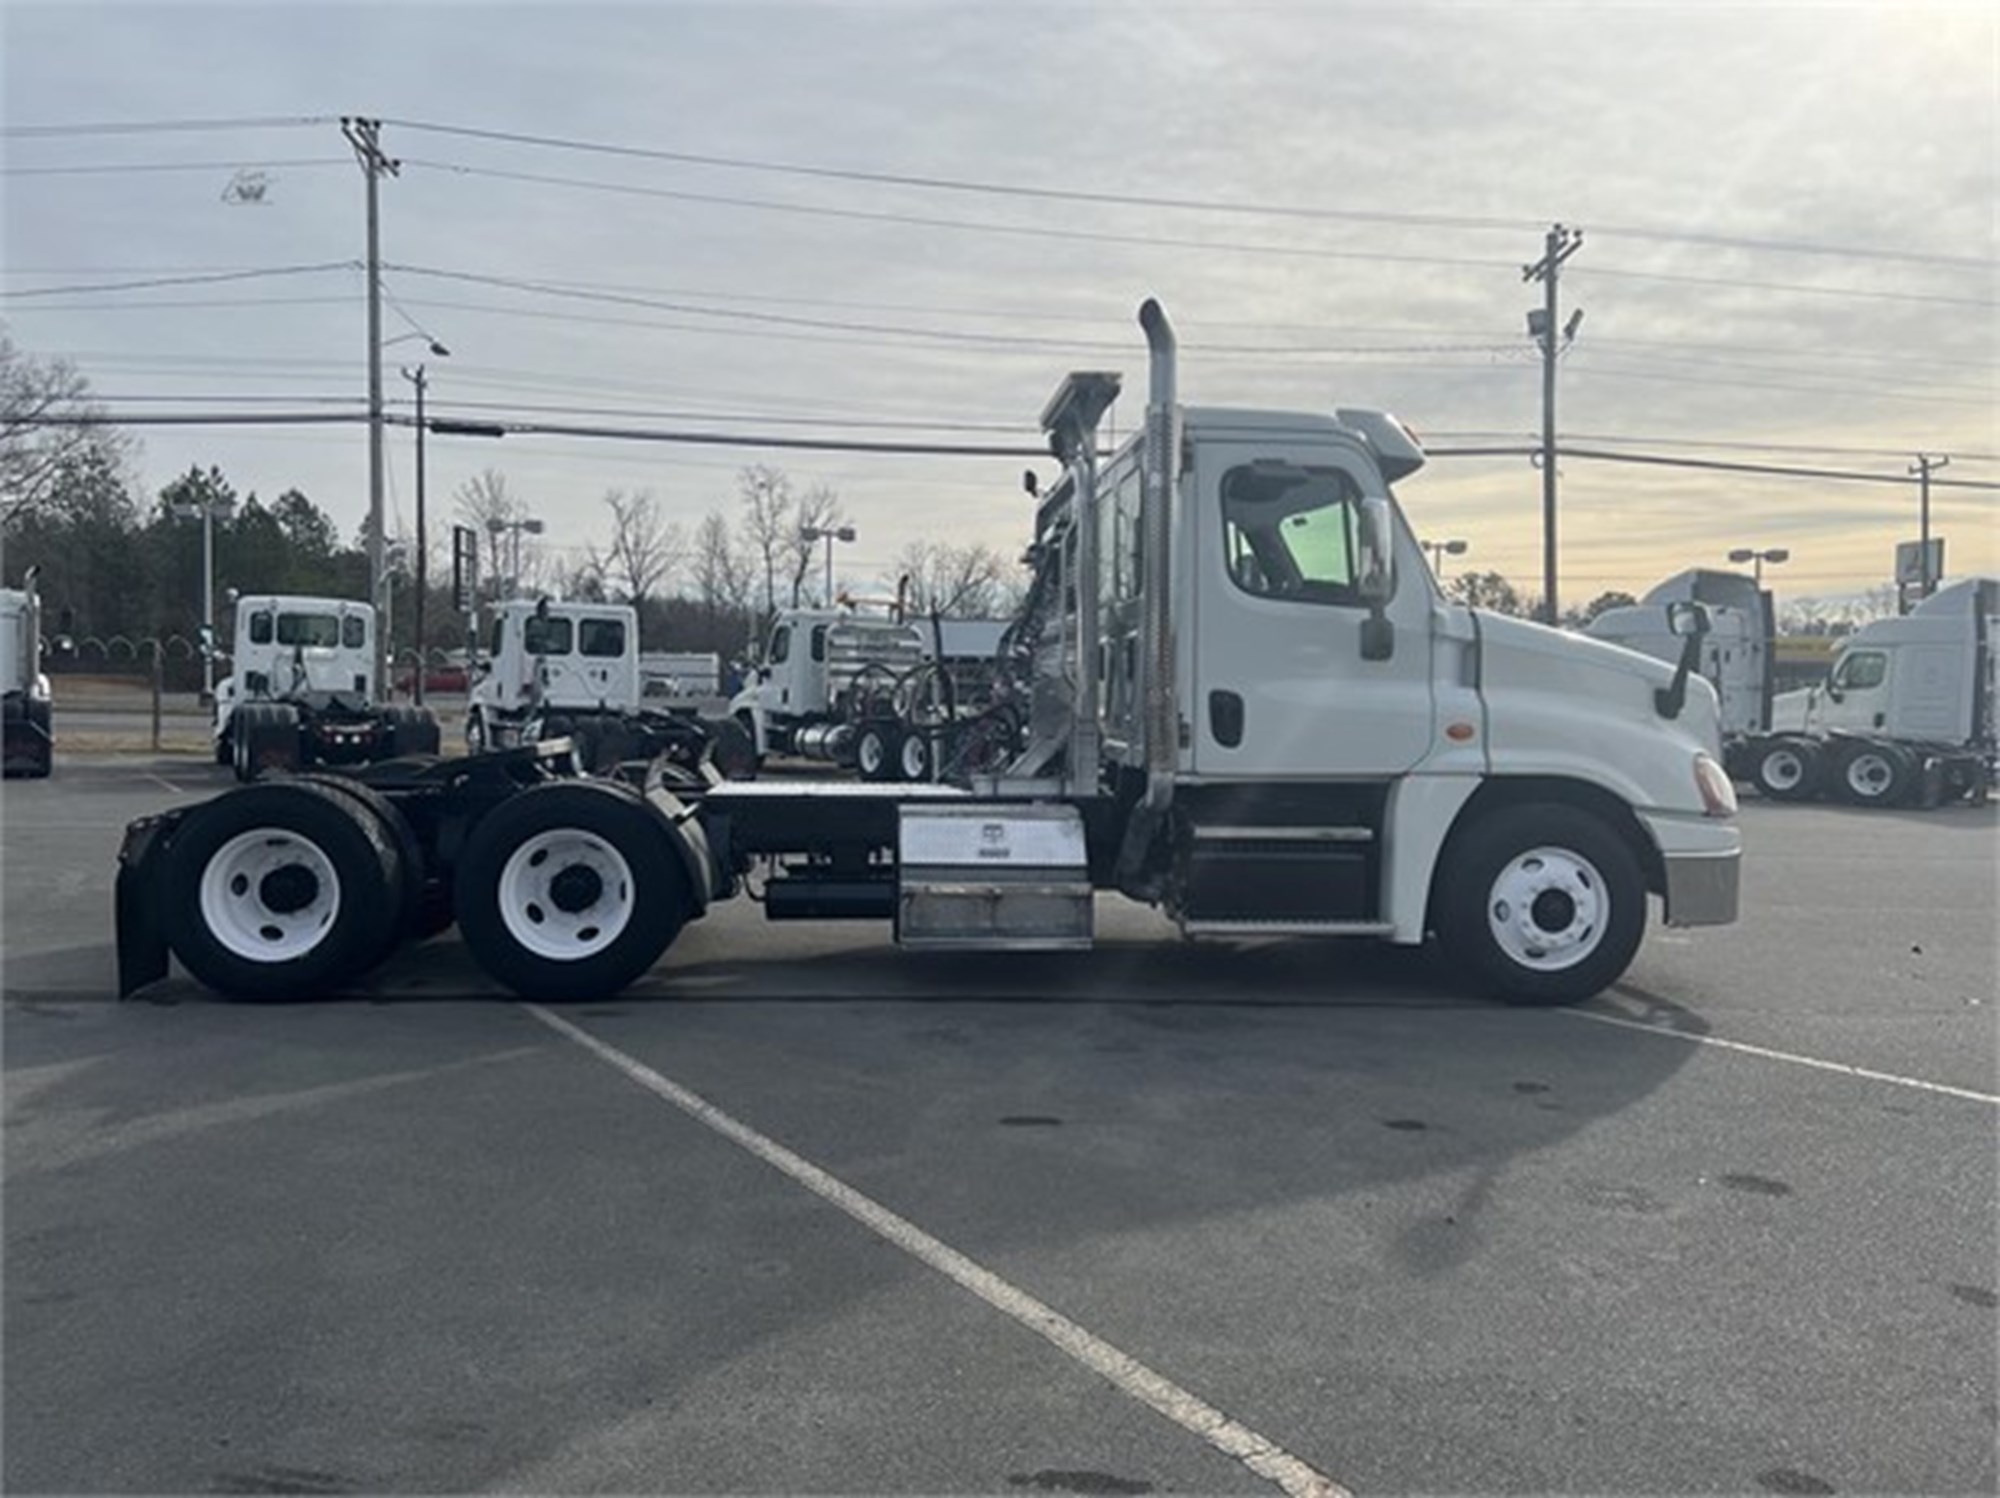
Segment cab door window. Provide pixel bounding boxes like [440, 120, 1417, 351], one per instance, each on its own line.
[578, 618, 625, 658]
[523, 616, 573, 656]
[1221, 462, 1362, 605]
[769, 625, 792, 665]
[1832, 650, 1887, 691]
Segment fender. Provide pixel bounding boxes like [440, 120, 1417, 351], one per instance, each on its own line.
[115, 809, 189, 998]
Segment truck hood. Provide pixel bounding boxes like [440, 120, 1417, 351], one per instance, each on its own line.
[1768, 685, 1814, 734]
[1475, 610, 1724, 811]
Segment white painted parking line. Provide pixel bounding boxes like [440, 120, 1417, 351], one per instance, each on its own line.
[1567, 1007, 2000, 1106]
[146, 773, 183, 794]
[523, 1002, 1348, 1498]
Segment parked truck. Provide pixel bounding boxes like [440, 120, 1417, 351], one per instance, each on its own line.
[116, 300, 1740, 1009]
[729, 609, 932, 779]
[1590, 571, 1994, 806]
[731, 610, 1013, 782]
[2, 569, 53, 779]
[213, 594, 441, 781]
[467, 597, 753, 777]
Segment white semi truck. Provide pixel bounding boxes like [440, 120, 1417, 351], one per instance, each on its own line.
[731, 611, 1014, 781]
[468, 597, 753, 777]
[1, 570, 53, 779]
[1591, 572, 1994, 806]
[116, 300, 1740, 1008]
[213, 595, 441, 781]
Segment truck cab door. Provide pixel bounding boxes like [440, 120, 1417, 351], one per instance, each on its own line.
[1191, 443, 1434, 776]
[1820, 647, 1891, 733]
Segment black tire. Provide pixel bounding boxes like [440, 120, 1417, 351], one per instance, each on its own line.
[241, 702, 301, 779]
[465, 708, 487, 756]
[381, 705, 441, 760]
[897, 726, 931, 783]
[282, 773, 435, 954]
[854, 722, 894, 782]
[214, 728, 233, 767]
[163, 782, 399, 1000]
[1751, 737, 1821, 802]
[453, 780, 690, 1001]
[1433, 802, 1647, 1006]
[701, 715, 758, 780]
[1830, 740, 1913, 807]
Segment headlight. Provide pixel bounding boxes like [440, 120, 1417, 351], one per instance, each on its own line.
[1694, 751, 1738, 817]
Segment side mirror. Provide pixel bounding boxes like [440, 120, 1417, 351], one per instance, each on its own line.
[1666, 600, 1711, 638]
[1355, 496, 1395, 605]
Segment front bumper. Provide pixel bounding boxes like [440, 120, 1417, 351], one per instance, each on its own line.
[1641, 810, 1742, 927]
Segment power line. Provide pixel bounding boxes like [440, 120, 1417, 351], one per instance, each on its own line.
[0, 115, 335, 138]
[387, 118, 1542, 236]
[1574, 263, 1994, 309]
[0, 158, 348, 177]
[384, 117, 1989, 272]
[402, 159, 1511, 273]
[27, 404, 2000, 490]
[0, 262, 356, 298]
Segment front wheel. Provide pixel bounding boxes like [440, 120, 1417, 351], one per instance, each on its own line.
[453, 780, 690, 1001]
[1433, 803, 1647, 1006]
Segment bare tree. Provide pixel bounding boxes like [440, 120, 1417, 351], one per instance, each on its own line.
[734, 465, 794, 623]
[451, 468, 550, 597]
[590, 487, 684, 607]
[787, 482, 846, 607]
[1, 334, 131, 525]
[888, 538, 1013, 617]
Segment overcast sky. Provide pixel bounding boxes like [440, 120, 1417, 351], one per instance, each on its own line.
[4, 1, 1994, 610]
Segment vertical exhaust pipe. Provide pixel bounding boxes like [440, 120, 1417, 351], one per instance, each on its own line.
[1138, 299, 1178, 808]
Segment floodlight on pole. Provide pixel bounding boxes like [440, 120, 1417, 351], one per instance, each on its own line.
[1421, 537, 1469, 578]
[801, 523, 857, 604]
[1726, 546, 1790, 587]
[487, 515, 546, 597]
[169, 490, 238, 701]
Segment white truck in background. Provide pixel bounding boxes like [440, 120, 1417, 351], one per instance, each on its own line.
[1590, 572, 1994, 806]
[468, 597, 753, 777]
[213, 595, 440, 781]
[730, 610, 1014, 781]
[2, 569, 53, 779]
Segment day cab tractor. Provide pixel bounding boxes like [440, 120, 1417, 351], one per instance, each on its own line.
[117, 300, 1740, 1009]
[466, 596, 755, 779]
[213, 594, 440, 781]
[1590, 571, 1994, 807]
[2, 569, 53, 779]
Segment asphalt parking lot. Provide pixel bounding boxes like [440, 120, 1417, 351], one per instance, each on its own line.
[4, 753, 1995, 1496]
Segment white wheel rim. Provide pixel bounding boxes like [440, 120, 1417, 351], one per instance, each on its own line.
[198, 828, 343, 962]
[857, 732, 883, 775]
[1487, 845, 1607, 972]
[900, 732, 927, 780]
[497, 828, 635, 961]
[1846, 753, 1893, 797]
[1762, 750, 1804, 790]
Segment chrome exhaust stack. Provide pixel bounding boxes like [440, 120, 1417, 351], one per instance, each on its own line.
[1138, 299, 1179, 810]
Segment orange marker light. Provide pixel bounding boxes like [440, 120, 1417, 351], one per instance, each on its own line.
[1445, 721, 1476, 742]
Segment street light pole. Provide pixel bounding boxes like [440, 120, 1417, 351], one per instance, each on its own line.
[1422, 537, 1468, 580]
[1727, 546, 1790, 589]
[801, 524, 856, 605]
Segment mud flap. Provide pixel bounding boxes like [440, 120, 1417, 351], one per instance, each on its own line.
[115, 811, 184, 998]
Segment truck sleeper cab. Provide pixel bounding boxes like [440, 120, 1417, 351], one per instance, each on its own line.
[117, 300, 1739, 1008]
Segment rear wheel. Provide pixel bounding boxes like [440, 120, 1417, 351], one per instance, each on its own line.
[453, 780, 689, 1001]
[898, 726, 931, 783]
[854, 721, 894, 782]
[1832, 741, 1912, 807]
[164, 782, 398, 999]
[1752, 737, 1820, 802]
[1434, 802, 1646, 1006]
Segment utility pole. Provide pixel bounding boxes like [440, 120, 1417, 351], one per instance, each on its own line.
[1910, 452, 1948, 599]
[1523, 223, 1583, 626]
[343, 115, 399, 701]
[406, 363, 429, 706]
